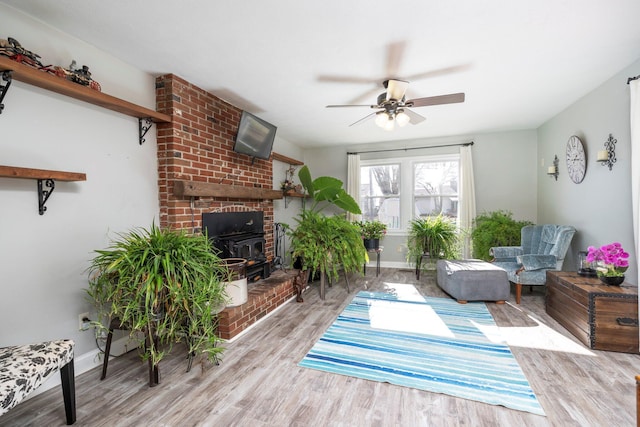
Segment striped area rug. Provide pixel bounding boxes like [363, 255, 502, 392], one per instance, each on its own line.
[299, 289, 545, 416]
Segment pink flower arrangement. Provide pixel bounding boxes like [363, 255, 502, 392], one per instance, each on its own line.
[586, 242, 629, 277]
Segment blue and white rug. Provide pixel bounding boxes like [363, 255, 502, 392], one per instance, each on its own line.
[299, 288, 545, 416]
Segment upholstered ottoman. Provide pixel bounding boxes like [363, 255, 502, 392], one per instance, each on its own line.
[436, 259, 510, 303]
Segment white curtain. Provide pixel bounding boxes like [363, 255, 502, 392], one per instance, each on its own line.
[459, 144, 477, 259]
[346, 153, 361, 222]
[630, 80, 640, 351]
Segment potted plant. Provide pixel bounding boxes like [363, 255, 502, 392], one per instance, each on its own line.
[586, 242, 629, 286]
[355, 220, 387, 250]
[288, 166, 366, 299]
[86, 223, 229, 382]
[471, 210, 533, 261]
[406, 214, 459, 272]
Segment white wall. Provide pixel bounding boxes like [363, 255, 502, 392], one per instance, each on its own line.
[302, 130, 538, 265]
[537, 58, 640, 284]
[271, 136, 304, 267]
[0, 4, 159, 374]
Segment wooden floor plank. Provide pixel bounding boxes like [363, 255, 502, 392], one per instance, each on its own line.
[2, 268, 639, 426]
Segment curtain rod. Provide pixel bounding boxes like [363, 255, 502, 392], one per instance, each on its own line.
[347, 141, 473, 155]
[627, 75, 640, 84]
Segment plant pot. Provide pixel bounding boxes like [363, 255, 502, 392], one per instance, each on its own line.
[221, 258, 248, 307]
[599, 275, 625, 286]
[363, 238, 380, 250]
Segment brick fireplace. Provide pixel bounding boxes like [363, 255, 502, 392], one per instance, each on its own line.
[155, 74, 296, 339]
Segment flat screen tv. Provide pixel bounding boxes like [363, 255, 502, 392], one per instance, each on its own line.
[233, 111, 277, 160]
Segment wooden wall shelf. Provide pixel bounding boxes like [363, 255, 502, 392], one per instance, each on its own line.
[174, 180, 283, 200]
[284, 190, 306, 198]
[271, 152, 303, 165]
[0, 165, 86, 215]
[0, 56, 171, 122]
[0, 165, 86, 182]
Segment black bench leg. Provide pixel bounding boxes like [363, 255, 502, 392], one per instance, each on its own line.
[60, 359, 76, 425]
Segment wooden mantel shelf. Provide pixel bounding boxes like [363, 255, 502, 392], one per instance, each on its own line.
[271, 152, 303, 165]
[0, 56, 171, 123]
[0, 165, 86, 181]
[174, 180, 283, 200]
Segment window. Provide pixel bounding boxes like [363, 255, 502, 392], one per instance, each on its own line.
[360, 154, 459, 232]
[413, 160, 459, 219]
[360, 163, 401, 229]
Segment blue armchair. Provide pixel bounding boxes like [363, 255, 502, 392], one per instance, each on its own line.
[490, 224, 576, 304]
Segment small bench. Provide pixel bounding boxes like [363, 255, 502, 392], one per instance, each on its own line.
[0, 339, 76, 424]
[436, 259, 510, 304]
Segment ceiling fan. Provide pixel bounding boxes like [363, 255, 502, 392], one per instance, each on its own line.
[326, 79, 465, 130]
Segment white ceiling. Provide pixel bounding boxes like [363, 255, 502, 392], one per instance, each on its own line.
[3, 0, 640, 148]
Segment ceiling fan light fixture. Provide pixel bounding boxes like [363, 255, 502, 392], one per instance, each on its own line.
[375, 111, 389, 128]
[383, 115, 395, 131]
[396, 110, 410, 127]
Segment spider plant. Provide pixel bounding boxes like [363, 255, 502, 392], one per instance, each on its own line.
[406, 214, 460, 270]
[87, 223, 228, 369]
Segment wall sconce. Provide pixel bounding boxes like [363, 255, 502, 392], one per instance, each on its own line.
[547, 155, 559, 180]
[597, 133, 617, 171]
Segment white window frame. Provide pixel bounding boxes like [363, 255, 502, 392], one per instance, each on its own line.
[361, 153, 460, 235]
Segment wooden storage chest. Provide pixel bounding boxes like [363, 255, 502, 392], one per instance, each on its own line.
[546, 271, 639, 353]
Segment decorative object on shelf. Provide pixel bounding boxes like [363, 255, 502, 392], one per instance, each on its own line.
[0, 37, 44, 68]
[586, 242, 629, 285]
[280, 165, 298, 192]
[547, 155, 559, 181]
[566, 135, 586, 183]
[597, 133, 617, 171]
[576, 250, 597, 277]
[50, 60, 101, 91]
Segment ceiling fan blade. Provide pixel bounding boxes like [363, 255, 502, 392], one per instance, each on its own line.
[407, 92, 465, 107]
[386, 79, 409, 101]
[404, 63, 472, 82]
[403, 108, 426, 125]
[326, 104, 376, 108]
[385, 41, 406, 77]
[317, 75, 378, 84]
[349, 112, 377, 127]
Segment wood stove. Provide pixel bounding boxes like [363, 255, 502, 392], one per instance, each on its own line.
[202, 211, 270, 281]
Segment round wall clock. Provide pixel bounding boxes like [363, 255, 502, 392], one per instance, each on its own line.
[566, 135, 586, 184]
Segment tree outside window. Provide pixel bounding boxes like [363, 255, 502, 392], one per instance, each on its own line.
[413, 160, 459, 220]
[360, 163, 400, 230]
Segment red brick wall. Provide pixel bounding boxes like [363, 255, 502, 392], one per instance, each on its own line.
[216, 272, 296, 340]
[155, 74, 275, 261]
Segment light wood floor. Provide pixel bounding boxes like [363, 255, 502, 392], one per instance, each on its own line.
[2, 268, 640, 426]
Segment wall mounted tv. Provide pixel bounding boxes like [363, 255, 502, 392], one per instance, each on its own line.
[233, 111, 277, 160]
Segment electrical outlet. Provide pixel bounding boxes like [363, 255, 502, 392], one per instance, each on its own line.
[78, 312, 91, 331]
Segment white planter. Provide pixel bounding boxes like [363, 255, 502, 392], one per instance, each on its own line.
[222, 258, 248, 307]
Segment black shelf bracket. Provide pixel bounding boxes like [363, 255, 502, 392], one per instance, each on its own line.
[0, 70, 13, 115]
[37, 178, 55, 215]
[139, 117, 153, 145]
